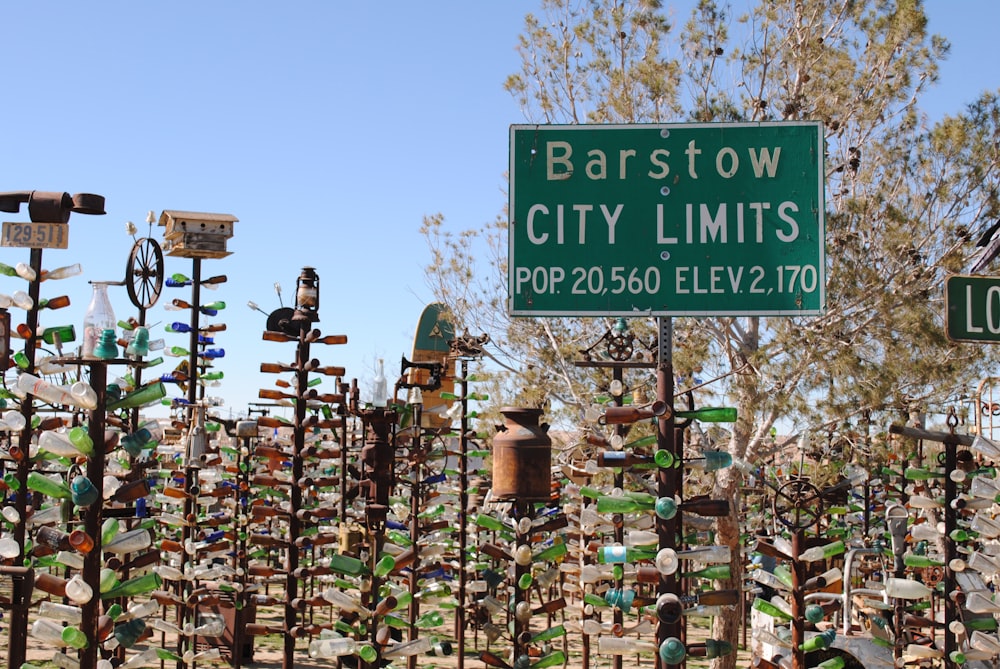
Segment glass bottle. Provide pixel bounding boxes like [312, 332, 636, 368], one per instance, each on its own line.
[17, 373, 93, 410]
[752, 597, 793, 620]
[82, 281, 116, 359]
[527, 651, 566, 668]
[884, 577, 933, 600]
[372, 358, 387, 407]
[0, 262, 24, 278]
[66, 574, 94, 604]
[599, 637, 659, 655]
[107, 381, 166, 411]
[104, 527, 153, 555]
[903, 553, 945, 568]
[800, 540, 846, 562]
[114, 618, 146, 649]
[675, 406, 738, 422]
[682, 564, 732, 580]
[803, 567, 843, 590]
[101, 572, 163, 600]
[40, 263, 82, 281]
[37, 430, 90, 458]
[800, 629, 837, 652]
[597, 544, 659, 564]
[688, 640, 734, 658]
[26, 471, 72, 499]
[39, 325, 76, 345]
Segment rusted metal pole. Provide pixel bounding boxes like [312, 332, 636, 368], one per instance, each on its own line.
[80, 361, 108, 669]
[656, 317, 681, 669]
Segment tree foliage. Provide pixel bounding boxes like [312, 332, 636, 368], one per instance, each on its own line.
[422, 2, 1000, 665]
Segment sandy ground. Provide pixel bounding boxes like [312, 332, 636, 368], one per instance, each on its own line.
[11, 601, 751, 669]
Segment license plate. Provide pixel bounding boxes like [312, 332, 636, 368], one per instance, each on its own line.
[1, 221, 69, 249]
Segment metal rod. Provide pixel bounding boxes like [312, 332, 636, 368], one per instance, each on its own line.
[456, 358, 469, 669]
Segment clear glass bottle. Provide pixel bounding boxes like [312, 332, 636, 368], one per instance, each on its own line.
[372, 358, 387, 407]
[82, 282, 115, 359]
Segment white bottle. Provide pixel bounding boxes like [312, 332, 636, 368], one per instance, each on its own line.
[884, 577, 933, 600]
[372, 358, 387, 407]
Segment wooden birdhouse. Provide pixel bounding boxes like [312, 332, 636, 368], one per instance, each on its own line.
[158, 210, 237, 259]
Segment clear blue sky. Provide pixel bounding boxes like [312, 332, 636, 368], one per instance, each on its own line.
[0, 1, 996, 420]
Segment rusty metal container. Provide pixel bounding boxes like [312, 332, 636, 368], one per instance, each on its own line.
[492, 407, 552, 502]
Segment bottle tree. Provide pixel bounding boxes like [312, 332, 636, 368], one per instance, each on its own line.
[248, 267, 354, 669]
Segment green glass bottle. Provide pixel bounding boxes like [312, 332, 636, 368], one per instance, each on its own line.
[692, 639, 734, 658]
[533, 541, 568, 562]
[525, 651, 565, 669]
[799, 629, 836, 652]
[60, 625, 89, 649]
[597, 545, 658, 564]
[950, 529, 977, 542]
[26, 472, 72, 500]
[773, 564, 795, 590]
[596, 494, 676, 520]
[674, 407, 737, 423]
[68, 427, 94, 455]
[682, 564, 731, 580]
[414, 611, 444, 628]
[107, 381, 167, 410]
[475, 513, 507, 532]
[373, 555, 395, 578]
[904, 466, 945, 480]
[963, 616, 999, 632]
[903, 553, 945, 568]
[529, 625, 566, 644]
[328, 553, 368, 576]
[101, 572, 162, 599]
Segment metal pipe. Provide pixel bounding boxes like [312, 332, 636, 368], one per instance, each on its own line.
[842, 548, 883, 636]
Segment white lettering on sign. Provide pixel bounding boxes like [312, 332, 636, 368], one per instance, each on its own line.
[512, 263, 819, 298]
[545, 141, 783, 181]
[530, 200, 803, 247]
[655, 202, 802, 245]
[965, 284, 1000, 334]
[525, 203, 623, 245]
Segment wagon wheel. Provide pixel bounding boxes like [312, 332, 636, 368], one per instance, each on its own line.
[125, 237, 163, 309]
[772, 479, 824, 530]
[606, 334, 634, 362]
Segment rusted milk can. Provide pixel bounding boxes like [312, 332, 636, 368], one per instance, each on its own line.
[492, 407, 552, 502]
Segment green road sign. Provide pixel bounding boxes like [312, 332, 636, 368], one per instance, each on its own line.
[508, 122, 825, 317]
[946, 274, 1000, 342]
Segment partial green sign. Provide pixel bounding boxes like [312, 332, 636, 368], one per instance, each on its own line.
[946, 274, 1000, 342]
[508, 122, 825, 316]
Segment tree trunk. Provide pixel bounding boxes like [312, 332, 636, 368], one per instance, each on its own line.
[710, 465, 744, 669]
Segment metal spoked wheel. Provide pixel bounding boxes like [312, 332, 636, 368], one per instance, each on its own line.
[772, 478, 825, 530]
[125, 237, 164, 309]
[606, 334, 634, 361]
